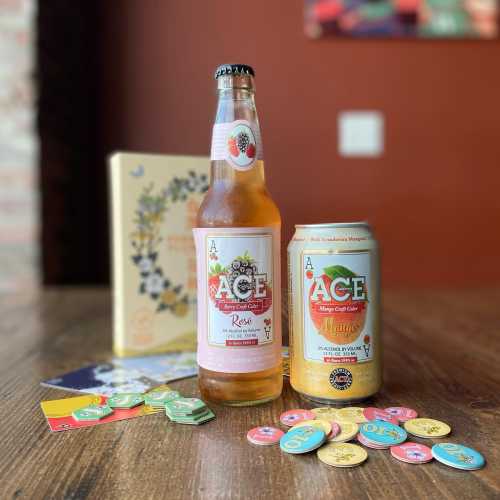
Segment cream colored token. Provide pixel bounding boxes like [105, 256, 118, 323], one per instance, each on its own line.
[404, 418, 451, 439]
[336, 407, 367, 424]
[311, 407, 340, 422]
[317, 442, 368, 467]
[329, 421, 358, 443]
[294, 419, 332, 436]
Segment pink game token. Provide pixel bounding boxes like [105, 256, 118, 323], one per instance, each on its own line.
[390, 442, 432, 464]
[279, 409, 316, 427]
[357, 433, 388, 449]
[327, 421, 341, 440]
[247, 426, 284, 446]
[385, 407, 418, 422]
[363, 407, 399, 426]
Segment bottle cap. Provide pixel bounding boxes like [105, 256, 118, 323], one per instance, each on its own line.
[215, 64, 255, 91]
[214, 64, 255, 79]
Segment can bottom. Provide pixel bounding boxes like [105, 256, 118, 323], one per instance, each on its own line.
[297, 390, 377, 407]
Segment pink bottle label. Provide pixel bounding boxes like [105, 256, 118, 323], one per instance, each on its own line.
[193, 227, 281, 373]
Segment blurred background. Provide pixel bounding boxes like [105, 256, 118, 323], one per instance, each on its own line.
[1, 0, 500, 291]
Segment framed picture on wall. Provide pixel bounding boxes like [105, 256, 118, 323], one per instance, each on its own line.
[305, 0, 499, 38]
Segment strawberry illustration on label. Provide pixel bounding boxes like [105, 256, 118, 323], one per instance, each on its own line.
[208, 250, 272, 316]
[208, 263, 227, 302]
[228, 137, 239, 157]
[308, 265, 367, 345]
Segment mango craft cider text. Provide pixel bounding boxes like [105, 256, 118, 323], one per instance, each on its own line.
[288, 223, 382, 404]
[193, 64, 282, 406]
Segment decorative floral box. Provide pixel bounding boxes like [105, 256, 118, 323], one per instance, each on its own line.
[109, 153, 208, 356]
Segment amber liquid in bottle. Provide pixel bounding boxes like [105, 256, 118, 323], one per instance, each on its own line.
[196, 65, 282, 406]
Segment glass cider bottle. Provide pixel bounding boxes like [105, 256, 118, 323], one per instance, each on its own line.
[193, 64, 282, 406]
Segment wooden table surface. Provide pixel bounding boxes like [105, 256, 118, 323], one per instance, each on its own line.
[1, 288, 499, 500]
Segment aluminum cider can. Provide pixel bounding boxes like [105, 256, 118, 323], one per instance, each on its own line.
[287, 222, 382, 404]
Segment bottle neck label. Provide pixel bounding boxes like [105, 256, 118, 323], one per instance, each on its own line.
[210, 119, 263, 171]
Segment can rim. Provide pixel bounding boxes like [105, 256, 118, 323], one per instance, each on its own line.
[295, 221, 370, 229]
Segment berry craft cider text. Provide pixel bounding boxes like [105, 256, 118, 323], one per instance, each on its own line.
[193, 64, 282, 406]
[288, 223, 382, 404]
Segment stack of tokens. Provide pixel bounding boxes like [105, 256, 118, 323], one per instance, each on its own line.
[246, 405, 485, 472]
[358, 420, 407, 449]
[71, 388, 215, 427]
[165, 397, 215, 425]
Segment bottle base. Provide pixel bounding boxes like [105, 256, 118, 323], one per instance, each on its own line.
[204, 394, 281, 407]
[297, 390, 377, 406]
[198, 365, 282, 407]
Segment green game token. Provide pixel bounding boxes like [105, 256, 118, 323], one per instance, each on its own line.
[171, 409, 215, 425]
[144, 390, 181, 407]
[165, 398, 207, 416]
[107, 393, 144, 409]
[72, 404, 113, 421]
[166, 407, 209, 421]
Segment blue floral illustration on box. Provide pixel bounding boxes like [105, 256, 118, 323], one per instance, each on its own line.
[130, 169, 208, 314]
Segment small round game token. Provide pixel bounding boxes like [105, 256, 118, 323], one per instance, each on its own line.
[279, 409, 316, 427]
[431, 443, 485, 471]
[404, 418, 451, 439]
[391, 442, 433, 464]
[336, 407, 367, 424]
[279, 425, 326, 454]
[247, 426, 284, 446]
[363, 407, 399, 425]
[294, 419, 332, 436]
[72, 404, 113, 421]
[107, 393, 144, 409]
[357, 433, 388, 449]
[317, 442, 368, 468]
[385, 407, 418, 422]
[311, 407, 339, 422]
[329, 421, 358, 443]
[359, 420, 407, 446]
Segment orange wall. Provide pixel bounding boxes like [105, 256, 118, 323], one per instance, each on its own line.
[99, 1, 500, 287]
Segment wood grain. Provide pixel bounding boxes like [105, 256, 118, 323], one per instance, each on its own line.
[0, 288, 499, 500]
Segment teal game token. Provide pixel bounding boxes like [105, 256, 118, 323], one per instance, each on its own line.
[359, 421, 407, 447]
[280, 425, 326, 454]
[107, 393, 144, 409]
[144, 390, 180, 407]
[431, 443, 485, 471]
[72, 404, 113, 421]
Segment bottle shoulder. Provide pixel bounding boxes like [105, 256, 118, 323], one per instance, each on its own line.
[196, 184, 281, 228]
